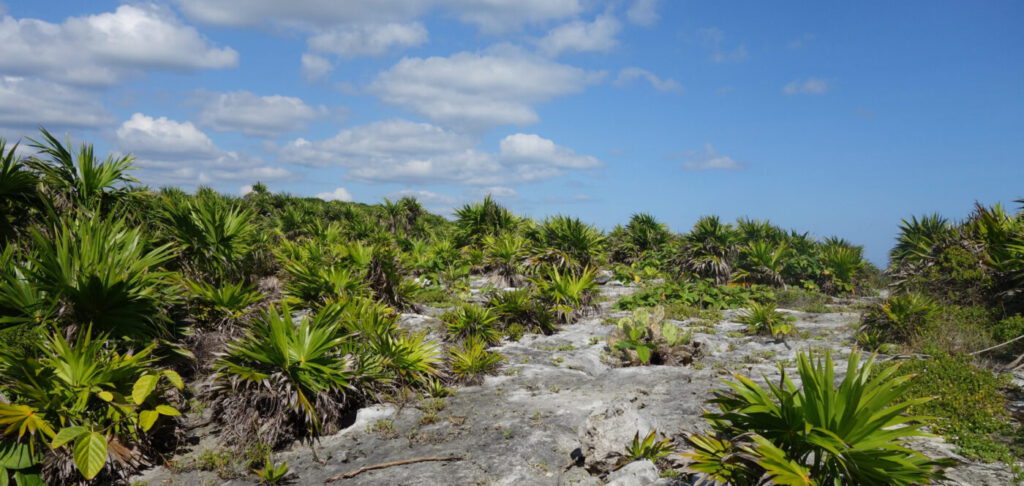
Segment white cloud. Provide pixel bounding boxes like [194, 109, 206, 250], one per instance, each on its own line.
[626, 0, 660, 26]
[116, 113, 294, 187]
[683, 144, 742, 171]
[783, 78, 829, 95]
[614, 67, 682, 92]
[474, 186, 517, 198]
[697, 27, 748, 64]
[0, 76, 113, 130]
[194, 91, 327, 138]
[448, 0, 583, 33]
[279, 119, 601, 185]
[536, 13, 620, 56]
[308, 22, 427, 57]
[175, 0, 580, 33]
[301, 54, 333, 81]
[116, 113, 218, 158]
[386, 189, 459, 205]
[370, 48, 602, 129]
[0, 5, 237, 86]
[499, 133, 601, 169]
[316, 187, 354, 202]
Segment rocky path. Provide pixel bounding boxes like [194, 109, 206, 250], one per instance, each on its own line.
[134, 282, 1015, 486]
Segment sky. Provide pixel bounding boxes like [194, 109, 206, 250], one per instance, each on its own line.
[1, 0, 1022, 264]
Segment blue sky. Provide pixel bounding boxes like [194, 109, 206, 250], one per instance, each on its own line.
[1, 0, 1022, 264]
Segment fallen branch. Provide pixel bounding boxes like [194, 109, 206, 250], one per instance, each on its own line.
[970, 333, 1024, 356]
[324, 456, 462, 482]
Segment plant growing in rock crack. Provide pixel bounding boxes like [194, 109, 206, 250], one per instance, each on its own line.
[252, 456, 289, 484]
[683, 349, 954, 486]
[486, 288, 558, 335]
[449, 338, 504, 383]
[737, 302, 795, 340]
[624, 430, 675, 462]
[443, 304, 502, 345]
[606, 306, 698, 366]
[533, 266, 598, 324]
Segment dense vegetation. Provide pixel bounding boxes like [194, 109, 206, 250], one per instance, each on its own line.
[3, 130, 1018, 485]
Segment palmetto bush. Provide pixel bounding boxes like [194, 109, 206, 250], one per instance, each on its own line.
[732, 240, 791, 288]
[737, 302, 795, 340]
[684, 350, 952, 485]
[184, 279, 264, 326]
[210, 304, 378, 447]
[158, 197, 258, 284]
[534, 267, 598, 323]
[0, 330, 184, 484]
[338, 299, 440, 390]
[482, 233, 528, 286]
[487, 288, 558, 335]
[0, 139, 39, 243]
[531, 216, 605, 272]
[890, 214, 953, 267]
[860, 292, 939, 344]
[680, 216, 739, 285]
[454, 196, 519, 247]
[26, 129, 139, 216]
[443, 304, 501, 345]
[23, 217, 175, 339]
[448, 338, 504, 384]
[282, 260, 368, 308]
[820, 242, 865, 294]
[609, 213, 671, 264]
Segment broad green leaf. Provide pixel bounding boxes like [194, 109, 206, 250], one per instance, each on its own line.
[162, 369, 184, 389]
[72, 432, 107, 480]
[0, 465, 7, 486]
[13, 470, 44, 486]
[50, 426, 88, 449]
[95, 391, 114, 402]
[0, 442, 37, 469]
[154, 405, 180, 417]
[139, 410, 159, 431]
[132, 375, 158, 405]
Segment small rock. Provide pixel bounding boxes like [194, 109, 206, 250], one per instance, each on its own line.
[605, 460, 659, 486]
[579, 400, 652, 472]
[595, 270, 614, 285]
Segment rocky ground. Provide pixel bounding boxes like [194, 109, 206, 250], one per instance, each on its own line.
[133, 280, 1017, 486]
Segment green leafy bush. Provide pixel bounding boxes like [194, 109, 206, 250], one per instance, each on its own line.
[685, 350, 952, 485]
[615, 280, 773, 312]
[0, 330, 184, 484]
[449, 339, 503, 383]
[443, 304, 501, 345]
[737, 303, 794, 339]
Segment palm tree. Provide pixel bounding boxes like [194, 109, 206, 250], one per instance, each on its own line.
[0, 139, 39, 242]
[890, 214, 951, 266]
[733, 240, 791, 287]
[26, 128, 138, 215]
[681, 216, 739, 284]
[454, 196, 518, 246]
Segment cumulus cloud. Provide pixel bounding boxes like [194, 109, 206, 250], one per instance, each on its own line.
[626, 0, 660, 26]
[0, 4, 237, 86]
[499, 133, 601, 169]
[386, 189, 459, 205]
[0, 76, 113, 130]
[308, 22, 427, 57]
[697, 27, 748, 63]
[115, 113, 294, 187]
[614, 67, 682, 92]
[536, 13, 620, 56]
[316, 187, 354, 201]
[194, 91, 327, 138]
[370, 48, 603, 129]
[301, 54, 333, 81]
[783, 78, 829, 95]
[682, 144, 742, 171]
[279, 119, 601, 185]
[175, 0, 580, 33]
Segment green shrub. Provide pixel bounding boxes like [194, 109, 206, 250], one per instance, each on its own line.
[896, 354, 1015, 463]
[737, 303, 794, 339]
[449, 339, 503, 383]
[615, 280, 773, 312]
[443, 304, 501, 345]
[685, 350, 953, 485]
